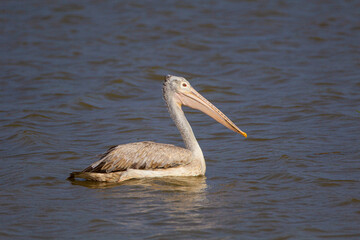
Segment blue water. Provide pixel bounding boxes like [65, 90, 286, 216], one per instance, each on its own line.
[1, 1, 360, 239]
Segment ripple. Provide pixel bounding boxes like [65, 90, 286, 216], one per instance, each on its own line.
[60, 14, 88, 25]
[104, 92, 134, 100]
[242, 157, 268, 162]
[336, 198, 360, 207]
[247, 137, 276, 142]
[174, 39, 211, 51]
[314, 178, 357, 187]
[88, 58, 118, 65]
[53, 3, 84, 12]
[260, 172, 305, 183]
[32, 71, 75, 81]
[250, 10, 287, 18]
[21, 113, 53, 121]
[6, 129, 51, 146]
[72, 100, 102, 110]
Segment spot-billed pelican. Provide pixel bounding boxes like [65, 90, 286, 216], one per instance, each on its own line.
[69, 75, 247, 182]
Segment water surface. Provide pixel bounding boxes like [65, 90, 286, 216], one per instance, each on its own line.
[1, 0, 360, 239]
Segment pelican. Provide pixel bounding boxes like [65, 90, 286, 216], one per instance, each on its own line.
[69, 75, 247, 182]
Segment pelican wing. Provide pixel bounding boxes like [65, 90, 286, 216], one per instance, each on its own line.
[82, 141, 192, 173]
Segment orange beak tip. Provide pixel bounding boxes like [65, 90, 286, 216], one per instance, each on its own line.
[241, 131, 247, 138]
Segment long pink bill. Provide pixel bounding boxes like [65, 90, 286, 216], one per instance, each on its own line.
[177, 87, 247, 138]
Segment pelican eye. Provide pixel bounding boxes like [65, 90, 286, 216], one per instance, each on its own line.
[182, 83, 188, 88]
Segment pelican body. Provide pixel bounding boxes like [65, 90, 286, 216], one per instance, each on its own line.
[69, 75, 247, 182]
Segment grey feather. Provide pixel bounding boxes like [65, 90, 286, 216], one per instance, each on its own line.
[82, 141, 192, 173]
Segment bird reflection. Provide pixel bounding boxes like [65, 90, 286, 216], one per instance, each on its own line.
[70, 175, 207, 191]
[71, 176, 208, 212]
[71, 176, 215, 232]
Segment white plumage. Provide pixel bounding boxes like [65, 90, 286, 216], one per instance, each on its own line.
[69, 75, 246, 182]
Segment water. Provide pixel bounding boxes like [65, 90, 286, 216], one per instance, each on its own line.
[1, 0, 360, 239]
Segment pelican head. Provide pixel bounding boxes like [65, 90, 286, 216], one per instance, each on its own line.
[163, 75, 247, 138]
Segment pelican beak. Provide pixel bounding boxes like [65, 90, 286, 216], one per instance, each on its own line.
[178, 87, 247, 138]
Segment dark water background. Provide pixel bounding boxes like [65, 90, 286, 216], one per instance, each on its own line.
[1, 0, 360, 239]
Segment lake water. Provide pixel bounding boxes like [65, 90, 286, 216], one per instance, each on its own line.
[1, 0, 360, 239]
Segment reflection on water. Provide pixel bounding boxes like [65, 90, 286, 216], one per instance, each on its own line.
[71, 176, 208, 212]
[71, 176, 207, 192]
[71, 176, 212, 237]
